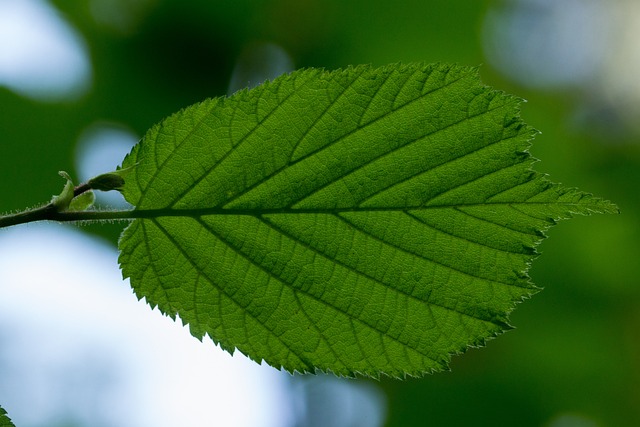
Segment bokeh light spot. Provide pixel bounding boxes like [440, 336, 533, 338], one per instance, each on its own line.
[0, 0, 92, 101]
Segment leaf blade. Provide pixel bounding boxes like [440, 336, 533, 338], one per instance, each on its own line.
[118, 63, 617, 377]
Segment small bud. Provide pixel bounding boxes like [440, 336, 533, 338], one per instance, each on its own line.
[88, 173, 126, 192]
[51, 171, 75, 211]
[87, 164, 136, 192]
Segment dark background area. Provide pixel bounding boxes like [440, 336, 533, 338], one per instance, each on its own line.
[1, 1, 638, 426]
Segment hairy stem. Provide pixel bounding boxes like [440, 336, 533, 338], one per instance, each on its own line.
[0, 204, 59, 228]
[1, 182, 100, 229]
[0, 206, 135, 228]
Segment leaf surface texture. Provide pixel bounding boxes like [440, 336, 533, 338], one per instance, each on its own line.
[118, 63, 617, 376]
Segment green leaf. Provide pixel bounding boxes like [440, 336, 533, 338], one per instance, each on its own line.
[68, 190, 95, 211]
[0, 406, 15, 427]
[118, 63, 617, 377]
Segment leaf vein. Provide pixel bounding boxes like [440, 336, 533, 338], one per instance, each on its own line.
[140, 101, 220, 205]
[453, 206, 541, 237]
[260, 214, 504, 329]
[404, 210, 531, 255]
[336, 212, 514, 290]
[222, 215, 446, 363]
[151, 218, 311, 370]
[221, 69, 472, 208]
[167, 73, 318, 207]
[294, 99, 520, 208]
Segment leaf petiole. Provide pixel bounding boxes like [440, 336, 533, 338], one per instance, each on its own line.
[0, 170, 130, 229]
[0, 207, 136, 228]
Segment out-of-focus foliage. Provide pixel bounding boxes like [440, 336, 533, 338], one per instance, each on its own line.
[0, 406, 15, 427]
[1, 0, 638, 426]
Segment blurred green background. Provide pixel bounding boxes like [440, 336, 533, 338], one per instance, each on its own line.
[1, 0, 638, 426]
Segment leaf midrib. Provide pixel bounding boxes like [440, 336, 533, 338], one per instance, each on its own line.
[48, 199, 607, 228]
